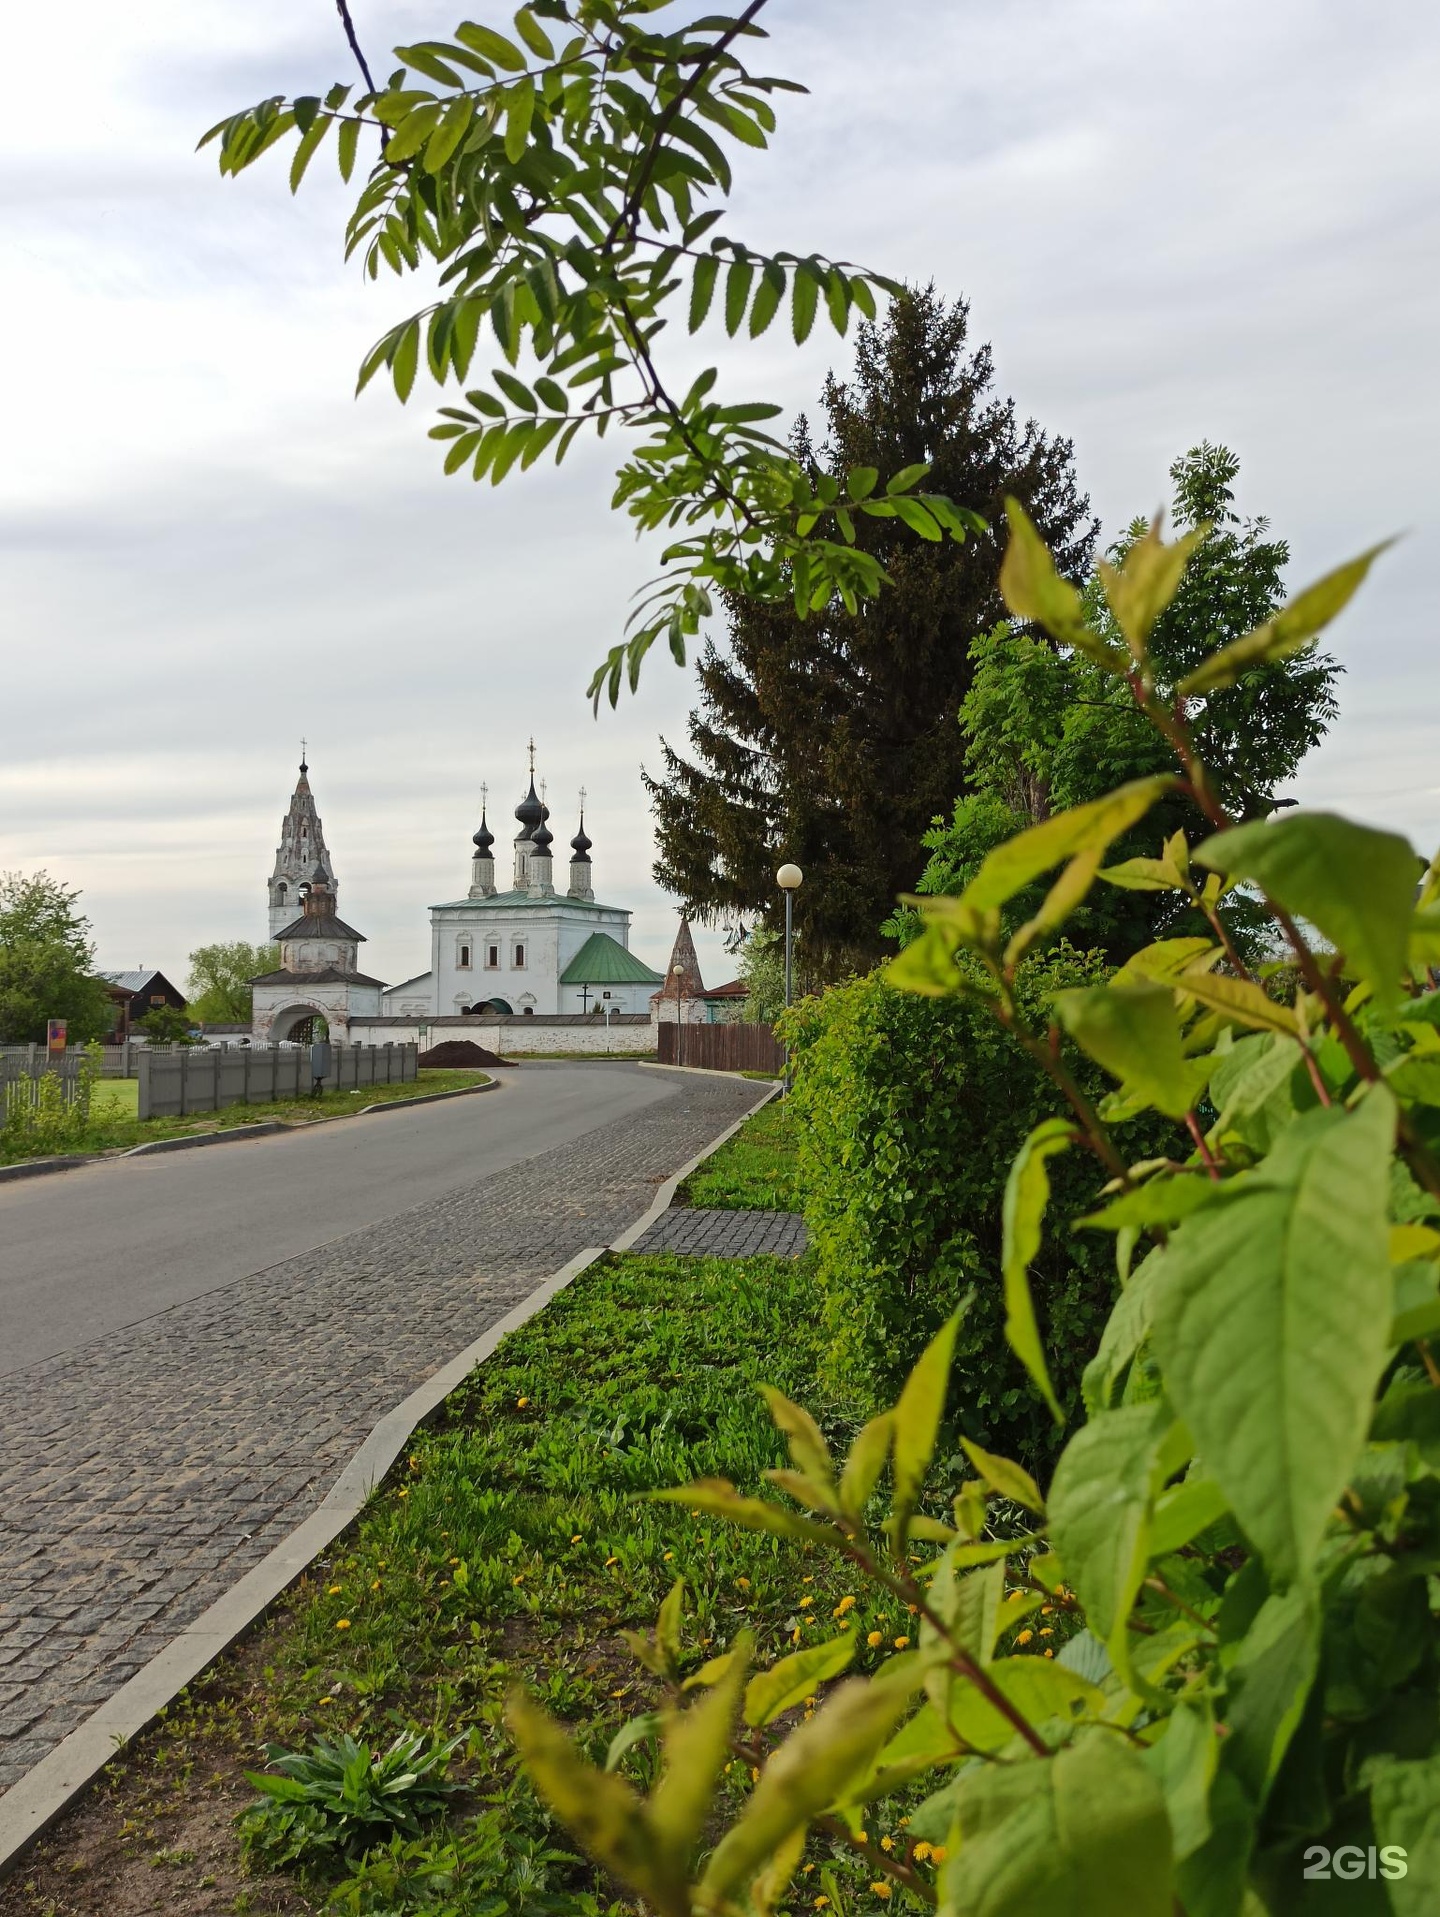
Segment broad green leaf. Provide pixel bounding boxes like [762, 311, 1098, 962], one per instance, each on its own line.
[1197, 812, 1420, 1013]
[1097, 519, 1206, 662]
[1000, 498, 1125, 668]
[1048, 1400, 1176, 1660]
[1053, 983, 1195, 1118]
[886, 461, 930, 495]
[889, 1306, 964, 1540]
[1098, 855, 1187, 892]
[1141, 1699, 1217, 1861]
[1387, 1054, 1440, 1106]
[1178, 541, 1393, 696]
[941, 1733, 1173, 1917]
[943, 1657, 1105, 1756]
[385, 102, 444, 163]
[959, 1439, 1044, 1513]
[1175, 966, 1299, 1037]
[424, 94, 474, 172]
[962, 776, 1176, 914]
[1078, 1172, 1216, 1233]
[1000, 1119, 1072, 1422]
[656, 1576, 685, 1670]
[743, 1633, 855, 1727]
[1222, 1586, 1320, 1804]
[1003, 847, 1105, 967]
[1113, 937, 1217, 988]
[1081, 1253, 1164, 1414]
[650, 1642, 749, 1878]
[926, 1553, 1007, 1673]
[698, 1677, 917, 1906]
[750, 1826, 807, 1917]
[1369, 1753, 1440, 1917]
[1150, 1088, 1395, 1586]
[653, 1479, 838, 1550]
[838, 1411, 893, 1518]
[604, 1711, 660, 1772]
[1390, 1260, 1440, 1345]
[759, 1386, 836, 1497]
[1147, 1476, 1229, 1557]
[508, 1693, 684, 1916]
[1208, 1031, 1302, 1147]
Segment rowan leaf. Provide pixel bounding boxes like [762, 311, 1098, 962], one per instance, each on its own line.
[1000, 497, 1127, 667]
[1178, 540, 1394, 695]
[961, 777, 1176, 915]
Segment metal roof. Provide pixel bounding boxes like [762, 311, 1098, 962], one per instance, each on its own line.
[558, 932, 665, 986]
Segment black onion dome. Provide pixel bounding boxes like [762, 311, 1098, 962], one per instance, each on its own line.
[310, 859, 328, 885]
[472, 808, 495, 855]
[570, 815, 593, 860]
[532, 817, 554, 853]
[514, 778, 544, 831]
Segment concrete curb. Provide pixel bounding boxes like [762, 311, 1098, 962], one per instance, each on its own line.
[356, 1080, 499, 1116]
[0, 1155, 91, 1186]
[636, 1061, 782, 1084]
[123, 1122, 289, 1157]
[0, 1073, 773, 1874]
[0, 1243, 604, 1875]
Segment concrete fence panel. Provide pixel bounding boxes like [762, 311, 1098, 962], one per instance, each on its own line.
[137, 1044, 417, 1120]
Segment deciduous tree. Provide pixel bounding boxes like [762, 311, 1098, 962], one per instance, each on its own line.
[187, 940, 279, 1024]
[0, 872, 113, 1045]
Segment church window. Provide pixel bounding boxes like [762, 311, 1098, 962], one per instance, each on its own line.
[523, 1006, 534, 1015]
[513, 942, 526, 968]
[457, 943, 472, 969]
[486, 944, 499, 969]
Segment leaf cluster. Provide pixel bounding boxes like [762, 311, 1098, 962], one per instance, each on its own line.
[201, 3, 978, 705]
[511, 517, 1440, 1913]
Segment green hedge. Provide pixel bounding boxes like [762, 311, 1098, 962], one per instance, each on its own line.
[781, 947, 1169, 1471]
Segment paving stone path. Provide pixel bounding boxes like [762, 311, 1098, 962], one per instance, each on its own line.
[634, 1206, 808, 1258]
[0, 1070, 763, 1794]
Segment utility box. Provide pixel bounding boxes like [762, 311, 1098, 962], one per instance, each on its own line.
[309, 1041, 332, 1088]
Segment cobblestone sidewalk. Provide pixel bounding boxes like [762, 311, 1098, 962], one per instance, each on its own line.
[633, 1207, 808, 1258]
[0, 1071, 763, 1794]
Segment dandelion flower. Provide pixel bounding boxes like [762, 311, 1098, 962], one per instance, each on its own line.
[880, 1835, 895, 1852]
[912, 1842, 933, 1862]
[814, 1899, 830, 1910]
[870, 1884, 893, 1901]
[1043, 1647, 1055, 1657]
[327, 1585, 342, 1596]
[335, 1619, 351, 1631]
[1016, 1629, 1034, 1646]
[1038, 1627, 1054, 1638]
[798, 1595, 814, 1609]
[893, 1635, 910, 1650]
[517, 1396, 530, 1408]
[834, 1595, 856, 1616]
[449, 1556, 461, 1565]
[571, 1534, 582, 1544]
[735, 1575, 749, 1589]
[931, 1846, 948, 1864]
[867, 1631, 883, 1648]
[605, 1556, 619, 1568]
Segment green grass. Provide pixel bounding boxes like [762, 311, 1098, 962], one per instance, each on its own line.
[0, 1069, 491, 1165]
[676, 1093, 801, 1210]
[85, 1249, 964, 1914]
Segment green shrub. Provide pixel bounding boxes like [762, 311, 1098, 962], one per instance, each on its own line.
[237, 1730, 465, 1871]
[0, 1042, 100, 1159]
[781, 948, 1171, 1468]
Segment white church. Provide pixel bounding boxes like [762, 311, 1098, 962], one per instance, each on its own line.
[249, 754, 700, 1047]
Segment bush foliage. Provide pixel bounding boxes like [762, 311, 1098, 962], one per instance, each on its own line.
[782, 951, 1165, 1466]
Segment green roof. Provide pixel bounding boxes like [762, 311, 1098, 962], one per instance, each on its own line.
[559, 932, 664, 987]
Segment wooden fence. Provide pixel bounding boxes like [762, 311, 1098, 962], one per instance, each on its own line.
[656, 1021, 784, 1074]
[138, 1043, 417, 1119]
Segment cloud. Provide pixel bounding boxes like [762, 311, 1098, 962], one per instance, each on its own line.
[3, 0, 1438, 996]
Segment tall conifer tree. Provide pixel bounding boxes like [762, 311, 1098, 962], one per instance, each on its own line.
[645, 289, 1094, 974]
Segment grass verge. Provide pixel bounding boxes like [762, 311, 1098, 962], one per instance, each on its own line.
[0, 1250, 942, 1917]
[675, 1093, 799, 1211]
[0, 1070, 492, 1166]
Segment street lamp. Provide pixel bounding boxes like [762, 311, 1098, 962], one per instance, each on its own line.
[776, 862, 803, 1091]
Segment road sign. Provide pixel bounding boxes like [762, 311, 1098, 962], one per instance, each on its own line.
[46, 1019, 67, 1054]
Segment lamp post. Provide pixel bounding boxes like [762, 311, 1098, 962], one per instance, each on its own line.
[776, 862, 803, 1091]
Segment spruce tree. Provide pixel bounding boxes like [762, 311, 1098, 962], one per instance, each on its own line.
[644, 288, 1094, 975]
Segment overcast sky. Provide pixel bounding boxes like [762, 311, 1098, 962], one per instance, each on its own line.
[3, 1, 1437, 993]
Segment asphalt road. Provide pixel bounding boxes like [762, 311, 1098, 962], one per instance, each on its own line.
[0, 1065, 678, 1376]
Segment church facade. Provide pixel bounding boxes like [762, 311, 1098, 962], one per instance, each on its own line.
[250, 757, 663, 1041]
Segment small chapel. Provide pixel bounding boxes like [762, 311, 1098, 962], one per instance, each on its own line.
[249, 752, 666, 1042]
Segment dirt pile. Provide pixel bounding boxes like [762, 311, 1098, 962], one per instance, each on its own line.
[417, 1039, 510, 1069]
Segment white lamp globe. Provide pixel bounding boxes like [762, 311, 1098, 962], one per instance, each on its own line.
[776, 863, 804, 891]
